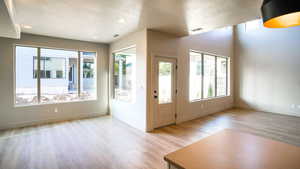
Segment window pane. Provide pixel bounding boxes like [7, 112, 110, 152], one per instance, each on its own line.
[113, 47, 136, 102]
[80, 52, 97, 100]
[15, 46, 38, 105]
[40, 48, 78, 103]
[159, 62, 173, 104]
[189, 52, 202, 101]
[203, 55, 216, 98]
[217, 57, 227, 96]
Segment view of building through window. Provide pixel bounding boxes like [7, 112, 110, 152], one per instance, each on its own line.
[40, 48, 78, 103]
[15, 46, 38, 105]
[189, 51, 229, 101]
[15, 46, 97, 106]
[113, 47, 136, 102]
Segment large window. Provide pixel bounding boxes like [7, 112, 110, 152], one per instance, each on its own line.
[15, 45, 97, 106]
[189, 50, 229, 101]
[113, 47, 136, 102]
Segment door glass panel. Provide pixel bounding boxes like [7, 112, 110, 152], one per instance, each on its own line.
[158, 62, 172, 104]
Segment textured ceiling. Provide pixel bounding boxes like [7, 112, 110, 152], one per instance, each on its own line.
[14, 0, 263, 43]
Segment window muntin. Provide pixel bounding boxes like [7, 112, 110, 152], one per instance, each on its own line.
[113, 47, 136, 102]
[189, 51, 229, 101]
[15, 45, 97, 106]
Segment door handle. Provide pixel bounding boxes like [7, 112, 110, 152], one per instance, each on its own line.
[154, 90, 158, 99]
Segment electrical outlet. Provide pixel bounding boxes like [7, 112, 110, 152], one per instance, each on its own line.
[54, 108, 58, 113]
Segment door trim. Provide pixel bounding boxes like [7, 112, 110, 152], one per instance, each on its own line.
[152, 55, 178, 129]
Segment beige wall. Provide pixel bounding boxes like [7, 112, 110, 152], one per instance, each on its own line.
[0, 33, 109, 130]
[234, 23, 300, 117]
[147, 29, 234, 131]
[147, 30, 179, 131]
[109, 29, 148, 131]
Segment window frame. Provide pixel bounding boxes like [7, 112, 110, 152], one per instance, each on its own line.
[14, 44, 98, 107]
[189, 50, 230, 102]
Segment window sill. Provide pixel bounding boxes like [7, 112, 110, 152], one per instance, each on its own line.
[14, 98, 98, 108]
[189, 95, 231, 103]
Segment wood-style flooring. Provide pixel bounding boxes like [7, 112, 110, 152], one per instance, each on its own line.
[0, 108, 299, 169]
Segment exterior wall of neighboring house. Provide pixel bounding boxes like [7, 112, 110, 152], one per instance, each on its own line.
[15, 47, 72, 94]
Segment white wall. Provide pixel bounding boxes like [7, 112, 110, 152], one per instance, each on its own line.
[147, 29, 234, 131]
[109, 29, 148, 131]
[234, 23, 300, 117]
[0, 33, 109, 130]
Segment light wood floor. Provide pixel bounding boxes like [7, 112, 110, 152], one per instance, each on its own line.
[0, 109, 299, 169]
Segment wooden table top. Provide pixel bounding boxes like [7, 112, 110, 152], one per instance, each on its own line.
[164, 129, 300, 169]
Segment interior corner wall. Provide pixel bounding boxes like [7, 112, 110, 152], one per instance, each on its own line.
[109, 29, 148, 131]
[0, 33, 109, 130]
[234, 24, 300, 117]
[146, 28, 234, 131]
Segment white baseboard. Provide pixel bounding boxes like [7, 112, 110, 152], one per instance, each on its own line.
[177, 105, 234, 124]
[0, 112, 108, 131]
[234, 105, 300, 118]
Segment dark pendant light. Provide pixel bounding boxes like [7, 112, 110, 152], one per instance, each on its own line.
[261, 0, 300, 28]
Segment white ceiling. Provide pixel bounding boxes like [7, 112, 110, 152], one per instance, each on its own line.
[0, 0, 20, 39]
[14, 0, 263, 43]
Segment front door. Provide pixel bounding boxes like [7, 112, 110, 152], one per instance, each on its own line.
[153, 57, 177, 128]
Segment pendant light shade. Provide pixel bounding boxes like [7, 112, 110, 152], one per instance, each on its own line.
[261, 0, 300, 28]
